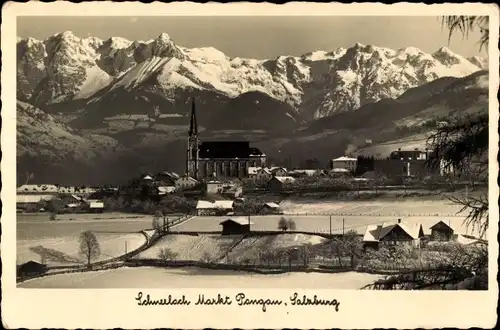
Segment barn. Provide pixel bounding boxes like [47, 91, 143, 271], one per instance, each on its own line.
[430, 220, 455, 241]
[196, 200, 234, 216]
[17, 260, 48, 279]
[219, 217, 254, 235]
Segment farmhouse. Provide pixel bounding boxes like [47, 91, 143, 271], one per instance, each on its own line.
[196, 200, 234, 216]
[17, 260, 48, 278]
[429, 220, 455, 241]
[16, 194, 56, 211]
[175, 176, 199, 190]
[267, 176, 296, 191]
[363, 219, 425, 249]
[220, 217, 254, 235]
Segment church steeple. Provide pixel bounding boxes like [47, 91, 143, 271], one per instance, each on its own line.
[186, 97, 199, 179]
[189, 97, 198, 137]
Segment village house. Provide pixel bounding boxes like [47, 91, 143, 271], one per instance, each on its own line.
[175, 176, 199, 190]
[267, 176, 297, 192]
[429, 220, 455, 241]
[16, 194, 53, 211]
[196, 200, 234, 216]
[262, 202, 282, 214]
[363, 219, 425, 249]
[256, 167, 273, 182]
[247, 167, 260, 179]
[270, 167, 288, 177]
[205, 180, 224, 194]
[220, 217, 254, 235]
[330, 156, 357, 173]
[85, 199, 105, 213]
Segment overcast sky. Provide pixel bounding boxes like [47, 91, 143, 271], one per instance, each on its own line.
[17, 16, 486, 58]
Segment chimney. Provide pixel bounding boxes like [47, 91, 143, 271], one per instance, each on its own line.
[398, 219, 401, 224]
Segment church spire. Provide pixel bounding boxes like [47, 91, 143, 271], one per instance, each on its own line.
[189, 97, 198, 137]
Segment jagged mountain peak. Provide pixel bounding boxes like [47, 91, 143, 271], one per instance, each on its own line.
[17, 33, 485, 120]
[157, 32, 172, 42]
[101, 36, 133, 50]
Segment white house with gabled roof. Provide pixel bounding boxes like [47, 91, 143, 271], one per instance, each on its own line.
[330, 156, 357, 173]
[363, 219, 425, 249]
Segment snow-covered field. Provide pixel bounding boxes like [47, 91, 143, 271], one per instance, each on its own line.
[17, 213, 156, 240]
[278, 200, 465, 217]
[17, 232, 147, 266]
[173, 214, 472, 236]
[18, 266, 383, 289]
[134, 234, 242, 262]
[135, 233, 327, 263]
[228, 233, 327, 262]
[16, 212, 172, 266]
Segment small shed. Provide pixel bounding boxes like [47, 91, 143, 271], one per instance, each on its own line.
[263, 202, 282, 214]
[220, 217, 254, 235]
[430, 220, 455, 241]
[17, 260, 48, 278]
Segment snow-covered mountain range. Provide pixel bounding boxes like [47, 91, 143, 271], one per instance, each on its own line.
[17, 31, 487, 122]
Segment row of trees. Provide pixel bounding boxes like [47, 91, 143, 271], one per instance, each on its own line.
[101, 195, 196, 215]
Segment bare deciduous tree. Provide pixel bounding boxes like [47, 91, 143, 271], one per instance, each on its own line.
[79, 231, 101, 266]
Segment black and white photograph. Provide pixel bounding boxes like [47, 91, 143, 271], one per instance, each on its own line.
[1, 2, 498, 329]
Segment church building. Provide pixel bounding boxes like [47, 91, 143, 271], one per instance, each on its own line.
[186, 99, 266, 180]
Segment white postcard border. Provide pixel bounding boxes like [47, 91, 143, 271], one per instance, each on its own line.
[1, 2, 499, 329]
